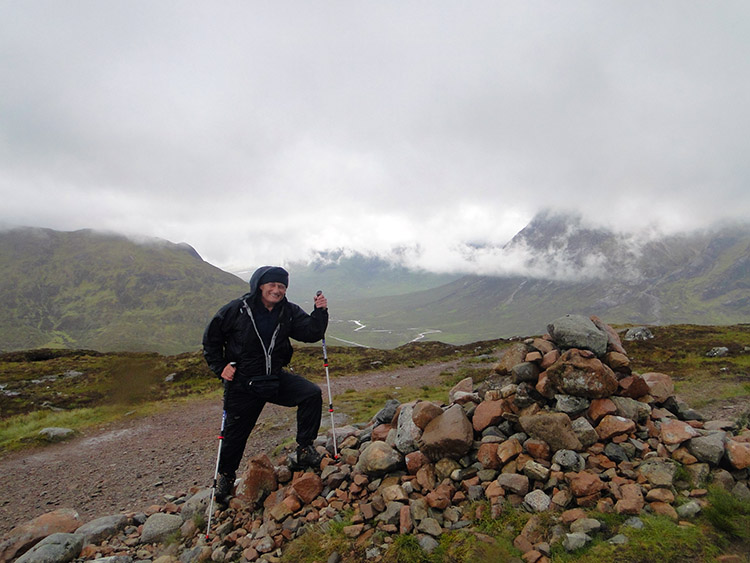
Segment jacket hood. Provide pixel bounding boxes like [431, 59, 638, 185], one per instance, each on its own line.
[247, 266, 289, 298]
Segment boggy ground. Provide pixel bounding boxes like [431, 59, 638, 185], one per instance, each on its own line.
[0, 361, 461, 536]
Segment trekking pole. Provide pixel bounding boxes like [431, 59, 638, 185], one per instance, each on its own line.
[317, 291, 339, 459]
[205, 408, 226, 540]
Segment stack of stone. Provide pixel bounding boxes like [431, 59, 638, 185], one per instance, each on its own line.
[3, 314, 749, 562]
[189, 313, 749, 561]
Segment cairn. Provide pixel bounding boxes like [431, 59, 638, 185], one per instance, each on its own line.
[3, 314, 749, 562]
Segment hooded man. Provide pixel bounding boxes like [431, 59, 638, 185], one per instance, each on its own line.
[202, 266, 328, 504]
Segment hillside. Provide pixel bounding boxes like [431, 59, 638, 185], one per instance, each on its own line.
[0, 228, 249, 354]
[1, 216, 748, 353]
[324, 216, 750, 347]
[271, 251, 460, 302]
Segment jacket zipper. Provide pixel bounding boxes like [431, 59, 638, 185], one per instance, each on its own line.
[242, 299, 280, 377]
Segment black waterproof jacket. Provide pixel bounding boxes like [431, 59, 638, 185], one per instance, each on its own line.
[202, 266, 328, 385]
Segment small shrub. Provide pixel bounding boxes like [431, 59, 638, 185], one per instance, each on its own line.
[704, 485, 750, 540]
[383, 534, 430, 563]
[474, 500, 529, 538]
[192, 511, 205, 531]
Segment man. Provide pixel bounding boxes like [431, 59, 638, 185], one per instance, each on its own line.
[202, 265, 328, 504]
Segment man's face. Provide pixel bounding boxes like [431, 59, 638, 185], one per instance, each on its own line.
[259, 282, 286, 309]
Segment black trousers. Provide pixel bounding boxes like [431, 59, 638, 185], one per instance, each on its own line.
[218, 370, 322, 476]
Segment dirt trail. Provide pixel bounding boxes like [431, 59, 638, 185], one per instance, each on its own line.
[0, 361, 459, 535]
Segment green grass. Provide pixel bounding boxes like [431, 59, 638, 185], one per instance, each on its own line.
[0, 402, 155, 452]
[280, 516, 365, 562]
[334, 384, 452, 423]
[551, 514, 718, 563]
[625, 324, 750, 415]
[0, 348, 223, 454]
[0, 340, 498, 456]
[703, 486, 750, 541]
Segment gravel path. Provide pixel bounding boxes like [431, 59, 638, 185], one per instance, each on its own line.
[0, 361, 460, 535]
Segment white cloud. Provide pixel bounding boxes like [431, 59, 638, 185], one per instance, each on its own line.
[1, 1, 749, 273]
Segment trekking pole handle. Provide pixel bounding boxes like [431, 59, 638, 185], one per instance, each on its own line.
[315, 290, 328, 311]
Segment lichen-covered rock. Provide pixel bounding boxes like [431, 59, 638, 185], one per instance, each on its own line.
[356, 441, 404, 476]
[494, 343, 529, 374]
[546, 349, 618, 399]
[687, 432, 727, 465]
[15, 533, 83, 563]
[547, 315, 608, 356]
[140, 513, 182, 544]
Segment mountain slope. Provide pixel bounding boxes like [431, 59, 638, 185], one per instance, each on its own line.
[0, 228, 248, 354]
[326, 217, 750, 346]
[235, 250, 460, 302]
[2, 216, 747, 353]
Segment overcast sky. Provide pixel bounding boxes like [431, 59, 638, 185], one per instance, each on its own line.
[2, 1, 749, 275]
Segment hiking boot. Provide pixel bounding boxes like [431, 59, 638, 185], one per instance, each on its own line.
[215, 472, 235, 505]
[295, 445, 323, 469]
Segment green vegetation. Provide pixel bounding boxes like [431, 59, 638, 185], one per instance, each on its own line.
[3, 323, 750, 560]
[0, 227, 248, 355]
[703, 486, 750, 541]
[624, 324, 750, 414]
[550, 514, 719, 563]
[0, 340, 505, 454]
[285, 499, 749, 563]
[0, 348, 220, 453]
[280, 517, 366, 562]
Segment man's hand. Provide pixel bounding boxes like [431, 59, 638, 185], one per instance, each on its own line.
[221, 362, 236, 381]
[314, 291, 328, 310]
